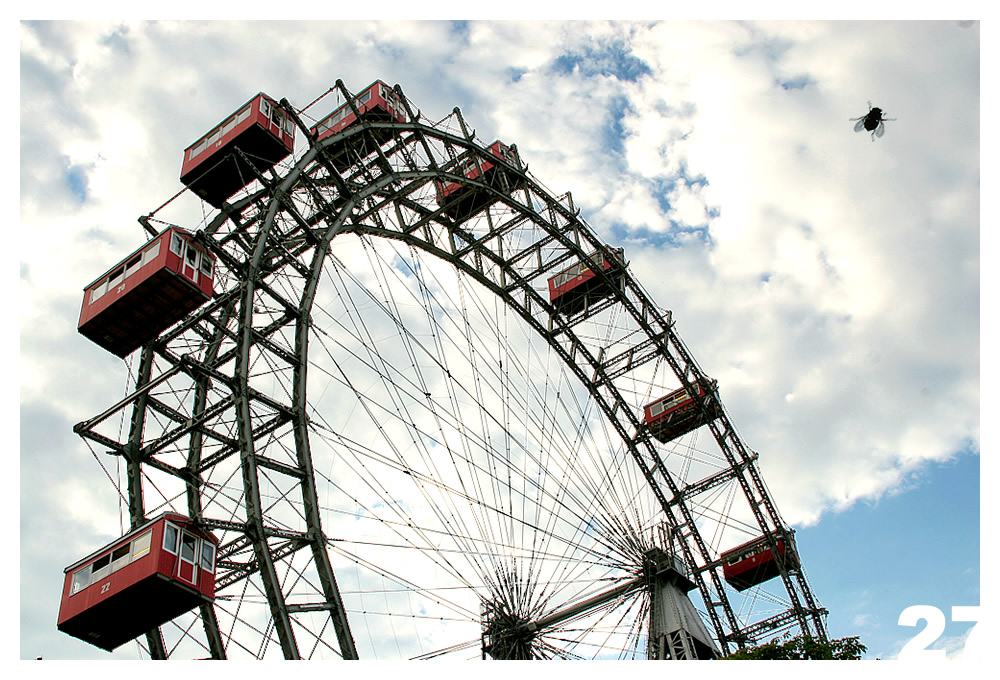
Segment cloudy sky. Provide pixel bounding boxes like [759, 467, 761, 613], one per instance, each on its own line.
[19, 17, 982, 662]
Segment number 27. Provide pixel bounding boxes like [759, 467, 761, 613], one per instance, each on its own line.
[898, 605, 981, 660]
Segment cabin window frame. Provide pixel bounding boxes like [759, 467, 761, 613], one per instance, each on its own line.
[91, 553, 107, 580]
[269, 104, 284, 129]
[557, 262, 584, 287]
[142, 240, 160, 266]
[315, 83, 388, 137]
[221, 116, 237, 139]
[180, 532, 198, 564]
[170, 233, 185, 257]
[71, 564, 92, 595]
[189, 138, 209, 161]
[131, 530, 152, 560]
[163, 522, 180, 555]
[124, 253, 143, 280]
[109, 543, 131, 574]
[183, 243, 201, 285]
[380, 84, 401, 115]
[106, 266, 125, 292]
[200, 542, 216, 573]
[185, 242, 200, 268]
[69, 528, 155, 596]
[89, 279, 108, 305]
[324, 107, 349, 131]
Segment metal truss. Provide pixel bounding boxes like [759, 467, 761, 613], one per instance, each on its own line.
[74, 79, 826, 659]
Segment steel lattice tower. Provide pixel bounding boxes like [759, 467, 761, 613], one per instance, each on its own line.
[73, 80, 827, 659]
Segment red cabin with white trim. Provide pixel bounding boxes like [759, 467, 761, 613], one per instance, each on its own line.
[311, 80, 405, 142]
[78, 227, 216, 358]
[643, 378, 721, 443]
[57, 513, 219, 652]
[436, 140, 520, 221]
[719, 533, 798, 592]
[547, 247, 625, 316]
[180, 92, 295, 209]
[310, 80, 406, 167]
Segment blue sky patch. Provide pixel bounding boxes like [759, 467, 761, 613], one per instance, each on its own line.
[99, 25, 131, 55]
[649, 172, 713, 218]
[608, 220, 712, 250]
[17, 20, 980, 662]
[548, 42, 652, 82]
[507, 67, 527, 83]
[779, 74, 815, 90]
[797, 449, 979, 659]
[732, 30, 816, 93]
[63, 160, 89, 203]
[550, 53, 583, 76]
[650, 177, 677, 215]
[449, 21, 470, 42]
[601, 95, 629, 157]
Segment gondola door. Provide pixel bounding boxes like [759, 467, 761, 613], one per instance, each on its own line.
[177, 531, 200, 587]
[181, 240, 201, 285]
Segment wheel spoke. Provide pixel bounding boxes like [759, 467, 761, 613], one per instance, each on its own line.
[73, 81, 826, 659]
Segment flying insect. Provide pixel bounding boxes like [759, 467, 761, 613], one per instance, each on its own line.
[851, 101, 896, 141]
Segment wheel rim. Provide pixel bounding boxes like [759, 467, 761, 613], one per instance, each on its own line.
[73, 82, 826, 659]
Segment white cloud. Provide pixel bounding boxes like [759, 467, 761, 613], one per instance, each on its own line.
[19, 19, 978, 659]
[852, 613, 876, 628]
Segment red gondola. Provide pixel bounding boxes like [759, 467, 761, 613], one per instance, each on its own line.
[643, 378, 721, 443]
[436, 140, 520, 222]
[78, 227, 216, 358]
[57, 513, 219, 652]
[719, 533, 798, 591]
[547, 247, 625, 316]
[180, 92, 295, 209]
[310, 80, 406, 165]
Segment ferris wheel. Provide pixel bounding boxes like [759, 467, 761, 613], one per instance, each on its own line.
[60, 79, 828, 659]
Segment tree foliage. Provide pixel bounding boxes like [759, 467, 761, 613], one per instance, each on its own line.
[723, 633, 867, 660]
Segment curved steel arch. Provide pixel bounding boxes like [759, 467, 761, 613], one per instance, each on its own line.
[74, 80, 826, 659]
[310, 119, 827, 650]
